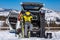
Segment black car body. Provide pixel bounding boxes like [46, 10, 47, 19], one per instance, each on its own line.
[20, 2, 46, 37]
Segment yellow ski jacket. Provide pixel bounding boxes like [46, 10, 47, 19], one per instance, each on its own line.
[23, 16, 33, 22]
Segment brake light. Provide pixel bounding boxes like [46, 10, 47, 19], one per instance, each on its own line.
[18, 13, 22, 21]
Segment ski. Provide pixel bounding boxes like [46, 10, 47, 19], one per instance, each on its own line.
[22, 23, 24, 38]
[28, 31, 30, 38]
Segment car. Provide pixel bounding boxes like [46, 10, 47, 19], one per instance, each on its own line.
[19, 2, 46, 38]
[7, 11, 19, 33]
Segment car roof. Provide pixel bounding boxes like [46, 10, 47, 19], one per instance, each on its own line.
[21, 2, 43, 7]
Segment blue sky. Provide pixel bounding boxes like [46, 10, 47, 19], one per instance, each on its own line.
[0, 0, 60, 11]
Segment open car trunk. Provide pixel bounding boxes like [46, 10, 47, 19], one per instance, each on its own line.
[21, 2, 46, 37]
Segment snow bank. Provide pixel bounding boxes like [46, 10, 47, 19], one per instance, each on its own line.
[0, 21, 5, 27]
[0, 12, 9, 17]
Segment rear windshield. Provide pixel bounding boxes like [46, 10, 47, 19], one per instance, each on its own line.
[23, 5, 40, 11]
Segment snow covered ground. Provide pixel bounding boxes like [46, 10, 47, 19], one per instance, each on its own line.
[0, 30, 60, 40]
[0, 8, 60, 40]
[0, 21, 5, 27]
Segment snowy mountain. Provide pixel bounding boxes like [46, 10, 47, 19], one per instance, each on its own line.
[0, 8, 4, 11]
[41, 8, 60, 24]
[0, 8, 60, 24]
[0, 8, 19, 17]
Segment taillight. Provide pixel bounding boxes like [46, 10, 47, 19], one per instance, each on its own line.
[18, 13, 22, 21]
